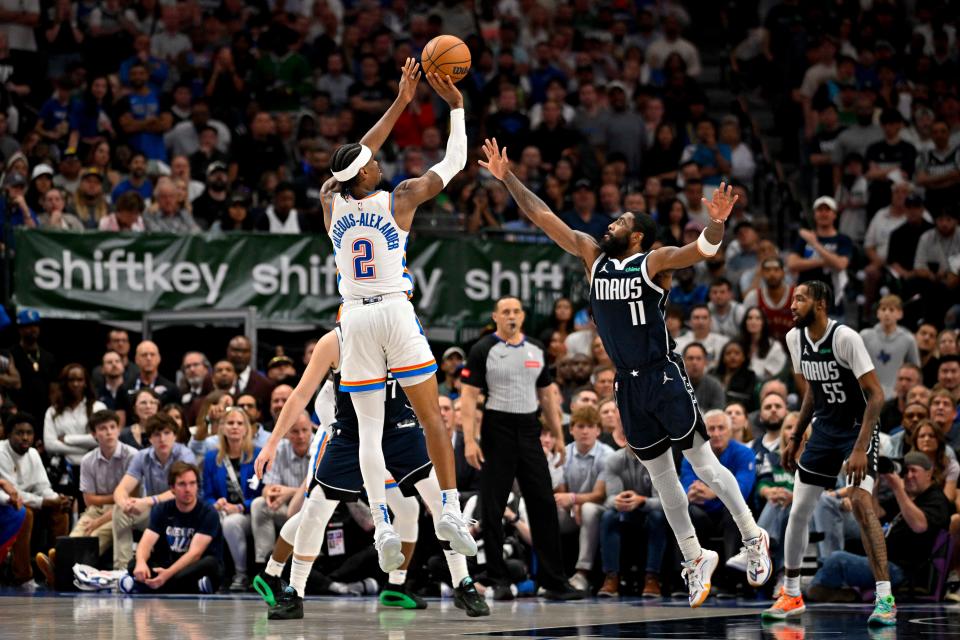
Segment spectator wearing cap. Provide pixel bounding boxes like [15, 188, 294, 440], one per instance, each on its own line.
[111, 153, 153, 203]
[35, 75, 73, 149]
[100, 191, 146, 232]
[9, 309, 57, 426]
[144, 179, 200, 233]
[265, 355, 297, 386]
[560, 180, 610, 240]
[53, 148, 82, 194]
[786, 196, 853, 316]
[807, 451, 950, 602]
[74, 167, 110, 229]
[211, 189, 254, 232]
[25, 163, 53, 213]
[916, 120, 960, 217]
[438, 347, 466, 398]
[254, 182, 305, 234]
[0, 172, 38, 245]
[116, 61, 173, 162]
[38, 187, 83, 231]
[191, 161, 229, 230]
[864, 108, 917, 215]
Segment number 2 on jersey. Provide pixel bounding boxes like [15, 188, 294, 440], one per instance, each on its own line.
[628, 300, 647, 326]
[352, 239, 375, 279]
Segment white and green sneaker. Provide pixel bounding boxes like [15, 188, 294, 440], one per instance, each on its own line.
[867, 594, 897, 626]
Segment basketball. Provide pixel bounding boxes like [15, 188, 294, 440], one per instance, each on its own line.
[421, 34, 471, 83]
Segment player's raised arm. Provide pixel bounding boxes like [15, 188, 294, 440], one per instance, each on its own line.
[361, 57, 421, 158]
[392, 72, 467, 227]
[645, 182, 738, 280]
[479, 138, 601, 266]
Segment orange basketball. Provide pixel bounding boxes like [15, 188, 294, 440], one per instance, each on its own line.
[421, 34, 471, 83]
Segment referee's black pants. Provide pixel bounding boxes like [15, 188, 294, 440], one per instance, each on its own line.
[480, 410, 566, 590]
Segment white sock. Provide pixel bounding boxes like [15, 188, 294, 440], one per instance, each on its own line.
[733, 510, 762, 542]
[444, 549, 469, 585]
[876, 581, 891, 598]
[440, 489, 460, 513]
[678, 536, 703, 564]
[265, 556, 285, 577]
[290, 557, 313, 597]
[388, 569, 407, 586]
[371, 501, 391, 526]
[784, 575, 800, 597]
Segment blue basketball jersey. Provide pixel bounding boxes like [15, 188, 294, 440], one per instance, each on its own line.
[796, 322, 867, 430]
[589, 252, 671, 370]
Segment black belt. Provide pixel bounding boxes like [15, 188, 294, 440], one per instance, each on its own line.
[362, 295, 383, 305]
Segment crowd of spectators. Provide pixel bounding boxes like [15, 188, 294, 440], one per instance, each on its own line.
[0, 0, 958, 603]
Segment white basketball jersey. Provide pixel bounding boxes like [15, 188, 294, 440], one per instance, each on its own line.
[328, 190, 412, 300]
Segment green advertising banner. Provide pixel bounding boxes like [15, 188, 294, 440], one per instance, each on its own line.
[13, 229, 587, 331]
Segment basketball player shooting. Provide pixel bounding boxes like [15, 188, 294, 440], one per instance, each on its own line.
[479, 139, 772, 607]
[316, 58, 475, 573]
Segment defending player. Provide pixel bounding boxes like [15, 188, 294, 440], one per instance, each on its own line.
[763, 281, 893, 626]
[318, 58, 474, 569]
[479, 139, 771, 607]
[254, 329, 488, 619]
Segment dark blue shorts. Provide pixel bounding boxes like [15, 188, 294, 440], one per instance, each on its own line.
[309, 425, 432, 502]
[798, 420, 879, 490]
[615, 353, 707, 460]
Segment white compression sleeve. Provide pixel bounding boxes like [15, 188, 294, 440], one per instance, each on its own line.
[387, 486, 420, 542]
[292, 485, 339, 558]
[783, 476, 824, 570]
[639, 448, 701, 561]
[351, 389, 388, 507]
[279, 510, 302, 545]
[682, 436, 760, 541]
[427, 108, 466, 187]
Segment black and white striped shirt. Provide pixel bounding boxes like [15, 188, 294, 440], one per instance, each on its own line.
[461, 334, 551, 414]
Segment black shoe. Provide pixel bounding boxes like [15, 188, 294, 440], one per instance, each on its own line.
[253, 572, 286, 607]
[541, 583, 586, 601]
[453, 578, 490, 617]
[493, 584, 515, 601]
[268, 586, 304, 620]
[379, 582, 427, 609]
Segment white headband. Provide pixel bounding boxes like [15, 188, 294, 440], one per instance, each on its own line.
[331, 144, 372, 182]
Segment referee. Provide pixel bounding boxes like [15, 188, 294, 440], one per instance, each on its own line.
[460, 296, 583, 601]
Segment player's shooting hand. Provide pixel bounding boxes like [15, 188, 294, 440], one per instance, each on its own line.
[397, 57, 421, 105]
[701, 181, 738, 223]
[846, 448, 868, 487]
[478, 138, 510, 180]
[781, 439, 799, 473]
[465, 439, 484, 470]
[425, 71, 463, 109]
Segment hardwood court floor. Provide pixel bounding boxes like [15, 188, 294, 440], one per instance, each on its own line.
[1, 592, 956, 639]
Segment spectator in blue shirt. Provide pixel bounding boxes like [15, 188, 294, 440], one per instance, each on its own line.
[35, 75, 74, 150]
[202, 406, 261, 592]
[116, 62, 173, 161]
[669, 266, 708, 317]
[0, 172, 38, 248]
[680, 118, 732, 187]
[68, 75, 116, 149]
[111, 153, 153, 202]
[786, 196, 853, 316]
[680, 409, 756, 593]
[560, 180, 611, 240]
[119, 34, 169, 90]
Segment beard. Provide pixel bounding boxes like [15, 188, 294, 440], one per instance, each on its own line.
[758, 417, 784, 432]
[599, 232, 630, 257]
[795, 307, 816, 328]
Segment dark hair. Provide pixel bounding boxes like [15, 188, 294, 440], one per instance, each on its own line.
[683, 342, 708, 358]
[713, 341, 747, 377]
[115, 191, 144, 214]
[549, 297, 575, 335]
[738, 306, 774, 359]
[800, 280, 833, 307]
[940, 355, 960, 366]
[665, 305, 685, 321]
[331, 143, 364, 194]
[88, 409, 120, 433]
[689, 303, 710, 316]
[168, 461, 199, 487]
[5, 411, 36, 432]
[907, 420, 948, 487]
[274, 181, 296, 197]
[572, 385, 598, 401]
[657, 198, 688, 246]
[632, 212, 658, 251]
[144, 411, 179, 439]
[709, 278, 732, 291]
[81, 74, 114, 119]
[52, 363, 97, 417]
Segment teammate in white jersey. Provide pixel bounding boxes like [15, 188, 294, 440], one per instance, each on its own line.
[317, 59, 475, 571]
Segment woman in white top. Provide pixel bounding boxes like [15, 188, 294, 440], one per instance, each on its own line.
[739, 307, 788, 380]
[43, 364, 107, 488]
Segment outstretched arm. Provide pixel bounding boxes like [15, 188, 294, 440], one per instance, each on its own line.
[645, 182, 737, 280]
[360, 58, 421, 159]
[479, 138, 601, 268]
[393, 73, 466, 228]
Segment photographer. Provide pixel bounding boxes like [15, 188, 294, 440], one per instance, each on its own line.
[807, 452, 950, 601]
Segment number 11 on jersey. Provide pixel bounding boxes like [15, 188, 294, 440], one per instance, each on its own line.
[628, 300, 647, 326]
